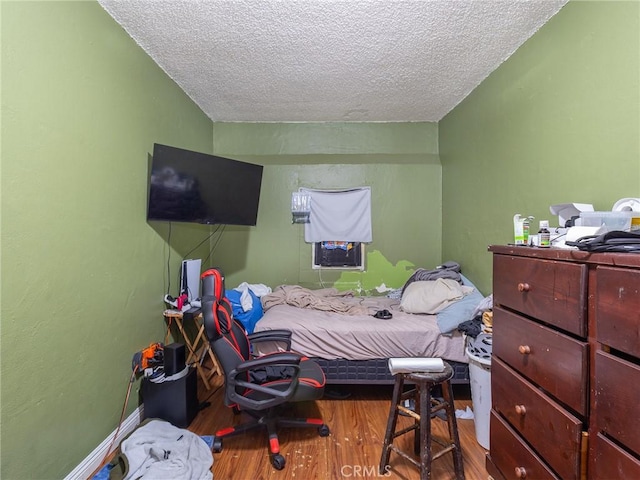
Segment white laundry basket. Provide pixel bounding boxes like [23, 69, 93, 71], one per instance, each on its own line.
[466, 333, 492, 450]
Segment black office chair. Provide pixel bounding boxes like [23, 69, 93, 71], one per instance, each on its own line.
[201, 268, 330, 470]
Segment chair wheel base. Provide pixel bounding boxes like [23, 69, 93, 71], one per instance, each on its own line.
[318, 424, 330, 437]
[271, 453, 286, 470]
[212, 437, 223, 453]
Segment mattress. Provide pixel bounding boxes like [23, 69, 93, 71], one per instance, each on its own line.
[253, 296, 468, 364]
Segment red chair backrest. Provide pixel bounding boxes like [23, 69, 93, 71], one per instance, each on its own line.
[201, 268, 252, 404]
[201, 268, 234, 337]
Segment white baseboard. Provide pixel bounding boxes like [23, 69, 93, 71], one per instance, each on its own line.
[64, 405, 145, 480]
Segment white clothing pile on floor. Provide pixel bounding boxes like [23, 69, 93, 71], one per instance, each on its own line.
[113, 419, 213, 480]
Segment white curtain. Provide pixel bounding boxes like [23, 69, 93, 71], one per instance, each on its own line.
[301, 187, 372, 243]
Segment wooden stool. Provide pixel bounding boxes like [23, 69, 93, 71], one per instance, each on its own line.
[379, 362, 465, 480]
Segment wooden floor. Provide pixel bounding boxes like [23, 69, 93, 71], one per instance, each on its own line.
[188, 370, 490, 480]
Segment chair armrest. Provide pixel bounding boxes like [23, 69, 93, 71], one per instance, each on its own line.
[248, 329, 292, 350]
[235, 352, 301, 372]
[228, 352, 302, 410]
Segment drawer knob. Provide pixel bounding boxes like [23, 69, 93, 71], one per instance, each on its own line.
[515, 466, 527, 478]
[518, 345, 531, 355]
[515, 404, 527, 416]
[517, 282, 530, 292]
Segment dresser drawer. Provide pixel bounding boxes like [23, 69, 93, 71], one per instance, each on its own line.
[589, 432, 640, 479]
[594, 350, 640, 455]
[490, 410, 559, 480]
[595, 266, 640, 357]
[492, 358, 583, 480]
[493, 255, 587, 337]
[493, 306, 588, 415]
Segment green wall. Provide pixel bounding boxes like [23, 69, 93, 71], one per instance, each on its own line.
[439, 0, 640, 294]
[209, 122, 443, 293]
[1, 2, 213, 478]
[4, 0, 639, 477]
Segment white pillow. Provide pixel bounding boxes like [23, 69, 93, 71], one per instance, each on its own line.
[400, 278, 473, 314]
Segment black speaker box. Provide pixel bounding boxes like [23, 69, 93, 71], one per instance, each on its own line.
[164, 342, 186, 376]
[142, 368, 198, 428]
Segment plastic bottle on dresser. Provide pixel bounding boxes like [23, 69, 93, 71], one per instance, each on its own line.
[538, 220, 551, 247]
[523, 217, 531, 245]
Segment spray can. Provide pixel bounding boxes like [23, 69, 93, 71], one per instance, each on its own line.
[538, 220, 551, 247]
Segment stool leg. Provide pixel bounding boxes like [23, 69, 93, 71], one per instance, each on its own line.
[418, 380, 433, 480]
[379, 375, 404, 475]
[442, 379, 465, 480]
[414, 386, 420, 455]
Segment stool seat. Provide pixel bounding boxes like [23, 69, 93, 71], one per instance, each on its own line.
[379, 360, 465, 480]
[405, 362, 454, 384]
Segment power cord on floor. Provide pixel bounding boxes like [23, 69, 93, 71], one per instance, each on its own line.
[100, 366, 138, 467]
[198, 379, 224, 412]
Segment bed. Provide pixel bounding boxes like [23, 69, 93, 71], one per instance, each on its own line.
[253, 281, 483, 385]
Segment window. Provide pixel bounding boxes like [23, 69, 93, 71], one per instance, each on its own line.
[312, 241, 364, 270]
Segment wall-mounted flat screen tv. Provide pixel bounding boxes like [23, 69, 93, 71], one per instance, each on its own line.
[147, 143, 263, 226]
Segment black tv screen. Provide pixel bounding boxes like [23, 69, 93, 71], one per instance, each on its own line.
[147, 143, 263, 226]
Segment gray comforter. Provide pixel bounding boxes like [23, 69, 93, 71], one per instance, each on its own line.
[254, 294, 468, 363]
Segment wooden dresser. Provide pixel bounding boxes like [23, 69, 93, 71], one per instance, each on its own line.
[486, 245, 640, 480]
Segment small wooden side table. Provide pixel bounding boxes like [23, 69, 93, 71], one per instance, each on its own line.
[163, 309, 221, 390]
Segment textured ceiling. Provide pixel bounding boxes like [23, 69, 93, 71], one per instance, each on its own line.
[98, 0, 568, 123]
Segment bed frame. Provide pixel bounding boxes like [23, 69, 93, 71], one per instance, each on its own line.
[255, 286, 473, 386]
[311, 357, 470, 385]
